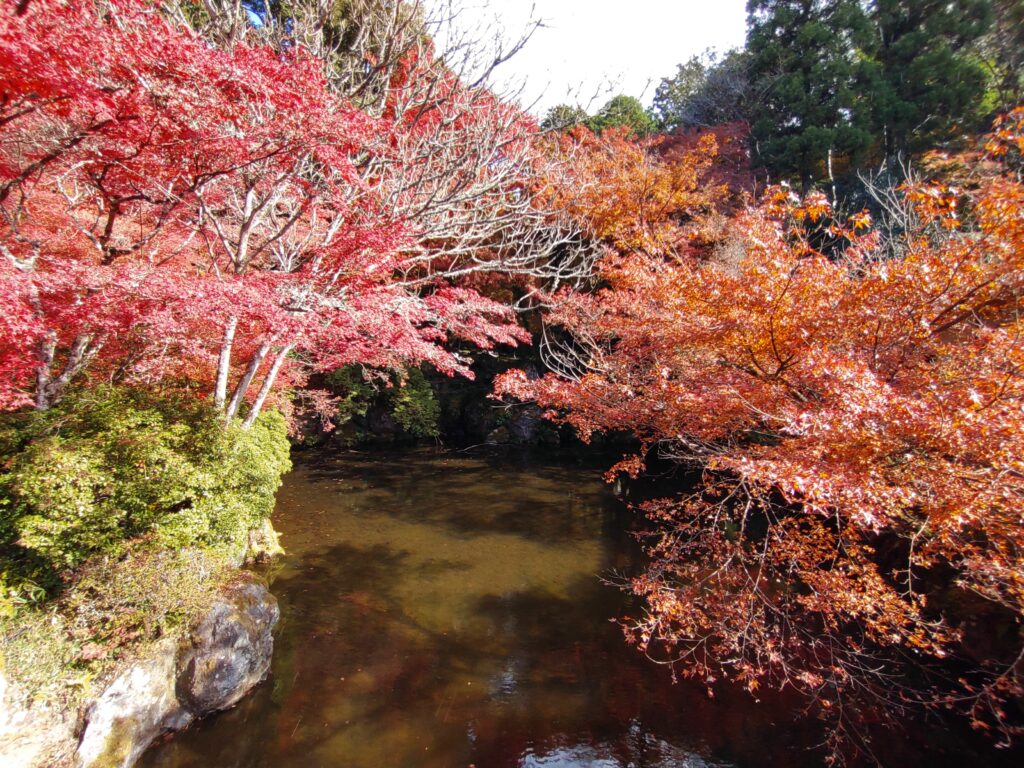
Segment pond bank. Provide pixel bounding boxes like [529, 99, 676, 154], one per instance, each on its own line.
[1, 566, 279, 768]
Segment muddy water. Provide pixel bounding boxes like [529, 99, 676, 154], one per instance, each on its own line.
[139, 449, 1013, 768]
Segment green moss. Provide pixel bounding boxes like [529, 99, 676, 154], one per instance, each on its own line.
[1, 545, 233, 707]
[91, 716, 135, 768]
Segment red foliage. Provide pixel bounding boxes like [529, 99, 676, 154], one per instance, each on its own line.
[657, 121, 759, 207]
[0, 0, 532, 420]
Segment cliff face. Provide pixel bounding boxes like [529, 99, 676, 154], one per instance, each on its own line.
[1, 573, 279, 768]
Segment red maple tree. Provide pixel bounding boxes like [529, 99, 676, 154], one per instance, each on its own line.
[1, 0, 540, 423]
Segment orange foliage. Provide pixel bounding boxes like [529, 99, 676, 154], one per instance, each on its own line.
[498, 116, 1024, 760]
[540, 126, 723, 257]
[657, 121, 759, 209]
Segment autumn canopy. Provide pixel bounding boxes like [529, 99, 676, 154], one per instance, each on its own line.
[2, 0, 1024, 763]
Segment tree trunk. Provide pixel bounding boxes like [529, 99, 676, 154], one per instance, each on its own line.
[827, 146, 836, 202]
[35, 331, 57, 410]
[46, 333, 92, 406]
[36, 332, 95, 410]
[214, 316, 238, 410]
[242, 343, 293, 429]
[225, 340, 271, 421]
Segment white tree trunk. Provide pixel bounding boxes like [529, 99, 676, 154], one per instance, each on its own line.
[242, 343, 293, 428]
[213, 316, 238, 410]
[34, 331, 57, 410]
[225, 340, 271, 421]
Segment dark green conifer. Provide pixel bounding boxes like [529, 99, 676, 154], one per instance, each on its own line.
[746, 0, 873, 189]
[861, 0, 991, 162]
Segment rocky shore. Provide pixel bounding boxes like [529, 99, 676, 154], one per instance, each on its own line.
[1, 573, 278, 768]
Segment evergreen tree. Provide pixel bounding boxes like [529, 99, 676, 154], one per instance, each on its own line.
[976, 0, 1021, 114]
[746, 0, 872, 190]
[541, 104, 590, 132]
[862, 0, 992, 162]
[652, 49, 751, 131]
[586, 95, 657, 137]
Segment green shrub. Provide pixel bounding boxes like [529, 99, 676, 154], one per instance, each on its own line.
[0, 387, 291, 599]
[324, 364, 378, 424]
[390, 367, 440, 438]
[326, 364, 440, 438]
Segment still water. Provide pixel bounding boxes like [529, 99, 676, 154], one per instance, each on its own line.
[139, 449, 1013, 768]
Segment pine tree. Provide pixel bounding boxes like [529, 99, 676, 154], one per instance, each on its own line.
[652, 49, 750, 131]
[586, 95, 657, 137]
[983, 0, 1024, 112]
[862, 0, 992, 163]
[541, 104, 590, 132]
[746, 0, 872, 190]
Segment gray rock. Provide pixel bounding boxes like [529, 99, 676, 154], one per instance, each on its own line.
[73, 573, 278, 768]
[363, 407, 398, 438]
[486, 425, 512, 444]
[244, 519, 285, 565]
[508, 404, 544, 443]
[175, 575, 278, 715]
[76, 638, 190, 768]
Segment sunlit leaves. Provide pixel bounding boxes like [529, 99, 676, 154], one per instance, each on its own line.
[498, 116, 1024, 759]
[0, 0, 534, 419]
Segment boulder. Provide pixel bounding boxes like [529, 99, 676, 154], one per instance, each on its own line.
[508, 404, 544, 444]
[486, 425, 511, 444]
[74, 573, 278, 768]
[75, 638, 189, 768]
[175, 575, 278, 715]
[245, 519, 285, 565]
[0, 671, 76, 768]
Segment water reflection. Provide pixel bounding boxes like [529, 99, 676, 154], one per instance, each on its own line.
[138, 448, 1014, 768]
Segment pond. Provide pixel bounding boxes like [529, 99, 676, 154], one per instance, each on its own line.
[139, 448, 1015, 768]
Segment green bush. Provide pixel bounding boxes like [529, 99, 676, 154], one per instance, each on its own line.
[0, 387, 291, 601]
[324, 364, 378, 424]
[326, 364, 440, 439]
[390, 367, 440, 438]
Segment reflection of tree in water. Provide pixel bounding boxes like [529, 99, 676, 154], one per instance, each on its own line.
[299, 449, 617, 544]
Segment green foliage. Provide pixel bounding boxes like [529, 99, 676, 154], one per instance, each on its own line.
[542, 104, 590, 131]
[983, 0, 1024, 111]
[390, 368, 440, 438]
[862, 0, 992, 159]
[324, 364, 378, 423]
[746, 0, 873, 188]
[652, 49, 750, 131]
[0, 387, 291, 600]
[1, 546, 233, 705]
[177, 0, 212, 28]
[326, 364, 440, 439]
[61, 546, 234, 660]
[586, 95, 657, 137]
[743, 0, 995, 186]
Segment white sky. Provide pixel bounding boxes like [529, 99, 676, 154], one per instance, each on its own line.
[426, 1, 748, 116]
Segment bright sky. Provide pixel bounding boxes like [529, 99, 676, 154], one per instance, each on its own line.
[427, 1, 748, 116]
